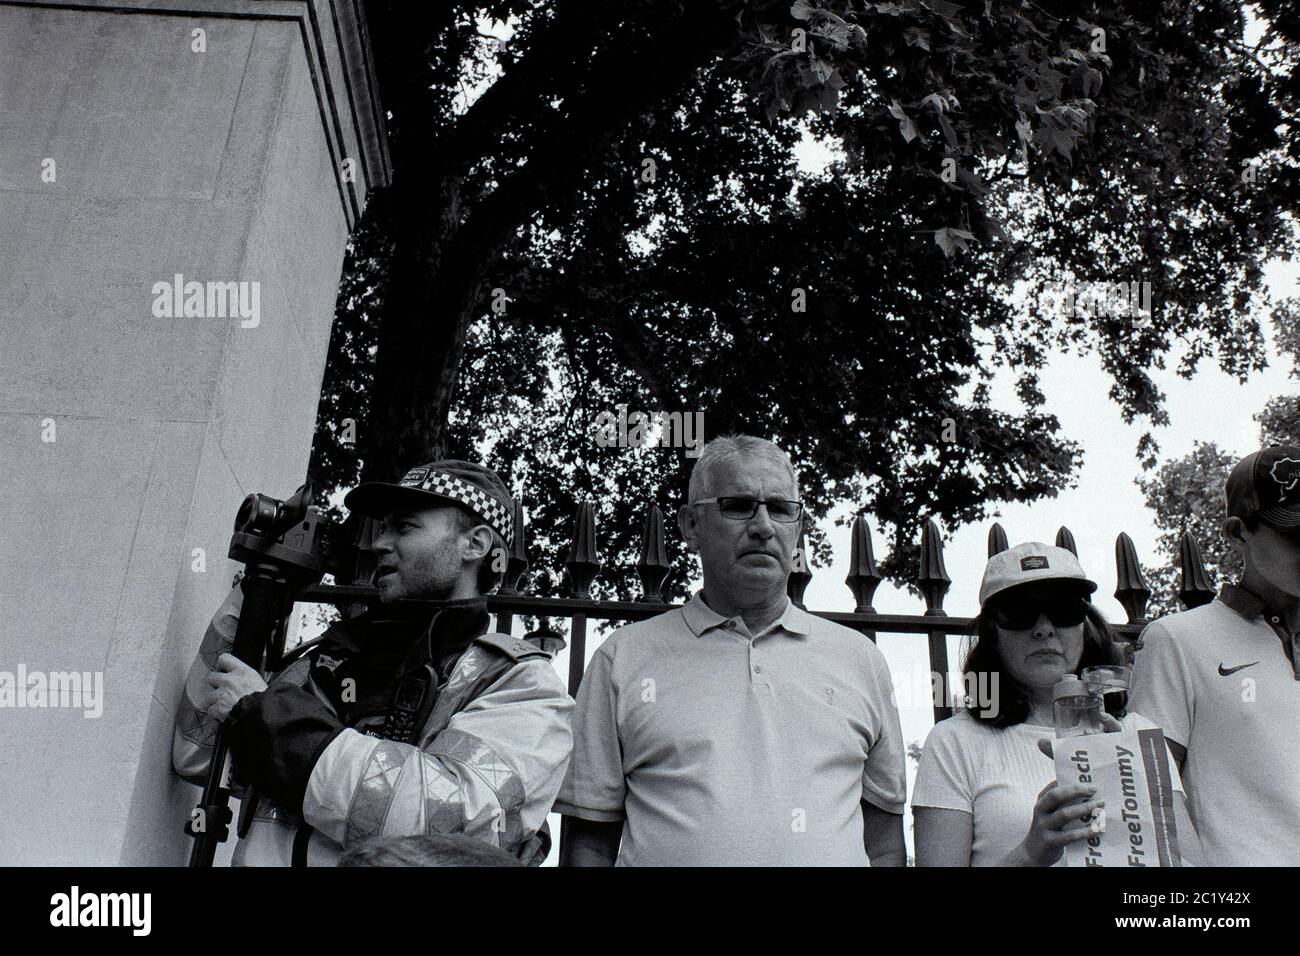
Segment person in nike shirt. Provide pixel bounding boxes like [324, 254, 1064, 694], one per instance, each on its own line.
[1130, 445, 1300, 866]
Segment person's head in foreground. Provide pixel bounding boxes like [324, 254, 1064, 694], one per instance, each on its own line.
[344, 459, 513, 603]
[1223, 445, 1300, 600]
[677, 434, 802, 619]
[964, 542, 1124, 728]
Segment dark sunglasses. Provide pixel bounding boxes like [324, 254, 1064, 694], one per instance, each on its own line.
[991, 597, 1088, 631]
[692, 497, 803, 523]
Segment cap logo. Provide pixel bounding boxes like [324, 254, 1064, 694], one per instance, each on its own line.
[1020, 556, 1049, 571]
[399, 467, 430, 487]
[1270, 457, 1300, 502]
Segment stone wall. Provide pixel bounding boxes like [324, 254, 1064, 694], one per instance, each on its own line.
[0, 0, 388, 864]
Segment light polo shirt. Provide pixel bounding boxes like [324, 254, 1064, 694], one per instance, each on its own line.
[554, 592, 907, 866]
[1130, 585, 1300, 866]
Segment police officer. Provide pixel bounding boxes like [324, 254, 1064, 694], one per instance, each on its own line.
[172, 460, 573, 866]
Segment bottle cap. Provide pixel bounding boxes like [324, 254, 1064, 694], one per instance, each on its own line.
[1053, 676, 1089, 701]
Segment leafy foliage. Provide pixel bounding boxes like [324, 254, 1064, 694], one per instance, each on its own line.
[1137, 441, 1240, 617]
[310, 1, 1300, 603]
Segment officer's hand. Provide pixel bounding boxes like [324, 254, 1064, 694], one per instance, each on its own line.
[198, 653, 269, 722]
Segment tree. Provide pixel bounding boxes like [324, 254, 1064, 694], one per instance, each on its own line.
[1139, 305, 1300, 614]
[311, 1, 1300, 600]
[1137, 441, 1240, 616]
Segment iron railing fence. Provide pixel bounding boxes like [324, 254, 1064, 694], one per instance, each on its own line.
[298, 501, 1218, 726]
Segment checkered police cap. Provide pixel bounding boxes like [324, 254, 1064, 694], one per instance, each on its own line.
[344, 459, 515, 547]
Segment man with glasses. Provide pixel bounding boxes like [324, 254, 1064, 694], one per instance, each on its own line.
[556, 435, 907, 865]
[1131, 445, 1300, 865]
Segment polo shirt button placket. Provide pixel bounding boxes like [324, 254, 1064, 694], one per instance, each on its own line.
[749, 642, 771, 692]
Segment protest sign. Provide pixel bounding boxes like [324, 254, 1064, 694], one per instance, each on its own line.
[1054, 727, 1182, 867]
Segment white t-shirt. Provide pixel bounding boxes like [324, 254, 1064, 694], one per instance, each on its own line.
[912, 709, 1181, 866]
[1130, 595, 1300, 867]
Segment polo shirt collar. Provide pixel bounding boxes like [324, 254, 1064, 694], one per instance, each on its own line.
[680, 591, 812, 638]
[1221, 582, 1283, 622]
[1220, 582, 1300, 679]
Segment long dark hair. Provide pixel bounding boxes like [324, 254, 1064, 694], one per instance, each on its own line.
[962, 602, 1125, 728]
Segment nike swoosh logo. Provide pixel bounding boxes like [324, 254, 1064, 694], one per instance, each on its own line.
[1218, 661, 1259, 676]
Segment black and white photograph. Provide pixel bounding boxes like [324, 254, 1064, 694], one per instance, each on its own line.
[1, 0, 1297, 937]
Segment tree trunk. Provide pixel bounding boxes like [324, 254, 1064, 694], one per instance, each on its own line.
[358, 1, 743, 482]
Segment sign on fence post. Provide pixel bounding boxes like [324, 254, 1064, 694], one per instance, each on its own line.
[1054, 727, 1182, 867]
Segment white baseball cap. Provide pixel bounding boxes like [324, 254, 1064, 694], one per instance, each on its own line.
[978, 541, 1098, 607]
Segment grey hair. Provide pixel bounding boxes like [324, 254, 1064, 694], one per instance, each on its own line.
[687, 434, 799, 503]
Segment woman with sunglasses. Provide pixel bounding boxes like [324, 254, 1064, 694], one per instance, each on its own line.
[912, 542, 1198, 866]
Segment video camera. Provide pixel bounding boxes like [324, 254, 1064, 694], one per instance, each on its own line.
[231, 482, 357, 578]
[186, 480, 361, 866]
[226, 481, 361, 671]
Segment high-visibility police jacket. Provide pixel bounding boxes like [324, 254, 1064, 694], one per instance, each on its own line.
[172, 584, 573, 866]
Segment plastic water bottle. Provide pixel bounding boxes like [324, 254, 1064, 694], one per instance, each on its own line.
[1053, 676, 1106, 738]
[1082, 664, 1131, 718]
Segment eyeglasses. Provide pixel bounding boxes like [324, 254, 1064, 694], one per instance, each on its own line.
[991, 598, 1088, 631]
[691, 497, 804, 523]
